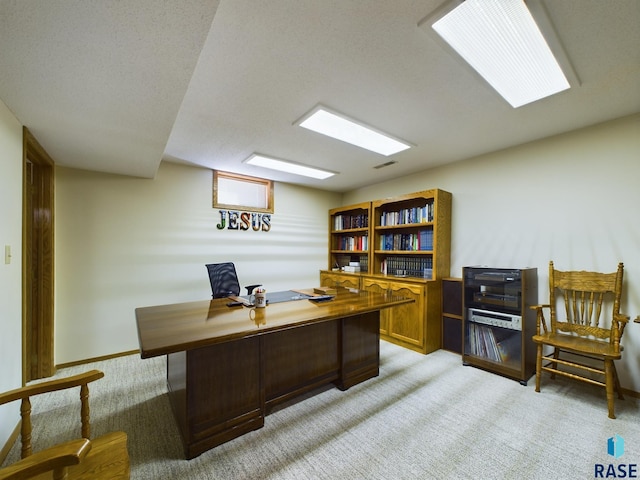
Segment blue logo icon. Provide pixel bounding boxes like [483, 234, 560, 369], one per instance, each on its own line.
[608, 434, 625, 459]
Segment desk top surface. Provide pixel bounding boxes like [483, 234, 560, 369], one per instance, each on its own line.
[135, 288, 412, 358]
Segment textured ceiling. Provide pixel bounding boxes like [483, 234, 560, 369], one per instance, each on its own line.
[1, 0, 639, 192]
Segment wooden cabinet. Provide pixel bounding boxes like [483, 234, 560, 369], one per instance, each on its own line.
[328, 202, 371, 273]
[462, 267, 537, 385]
[360, 276, 442, 354]
[442, 278, 463, 354]
[321, 189, 451, 355]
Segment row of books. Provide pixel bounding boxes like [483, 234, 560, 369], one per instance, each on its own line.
[333, 213, 368, 230]
[380, 257, 433, 278]
[335, 235, 368, 251]
[379, 230, 433, 251]
[467, 323, 520, 363]
[379, 202, 434, 226]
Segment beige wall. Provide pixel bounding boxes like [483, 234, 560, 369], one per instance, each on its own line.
[2, 112, 639, 453]
[343, 114, 640, 391]
[54, 162, 341, 363]
[0, 101, 23, 447]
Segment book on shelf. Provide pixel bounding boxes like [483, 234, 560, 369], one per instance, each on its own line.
[337, 234, 368, 251]
[379, 202, 434, 226]
[334, 213, 368, 230]
[379, 230, 432, 251]
[380, 257, 433, 278]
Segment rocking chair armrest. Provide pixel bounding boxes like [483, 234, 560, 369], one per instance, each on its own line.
[0, 438, 91, 480]
[530, 304, 551, 335]
[0, 371, 104, 406]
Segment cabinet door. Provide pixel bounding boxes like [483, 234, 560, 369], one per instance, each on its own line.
[336, 275, 360, 289]
[320, 272, 361, 290]
[361, 278, 390, 336]
[387, 282, 425, 350]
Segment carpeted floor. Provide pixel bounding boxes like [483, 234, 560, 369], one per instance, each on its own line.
[3, 341, 639, 479]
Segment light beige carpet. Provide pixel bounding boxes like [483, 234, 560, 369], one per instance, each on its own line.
[3, 341, 639, 479]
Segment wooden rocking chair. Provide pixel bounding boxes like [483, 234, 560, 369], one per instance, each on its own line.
[0, 370, 129, 480]
[531, 262, 630, 419]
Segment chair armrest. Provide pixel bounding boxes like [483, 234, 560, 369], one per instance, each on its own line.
[530, 304, 551, 335]
[615, 313, 630, 324]
[244, 284, 262, 295]
[0, 438, 91, 480]
[0, 371, 104, 406]
[529, 304, 551, 310]
[613, 313, 630, 341]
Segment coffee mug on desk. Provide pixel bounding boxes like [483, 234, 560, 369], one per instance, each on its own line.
[251, 288, 267, 308]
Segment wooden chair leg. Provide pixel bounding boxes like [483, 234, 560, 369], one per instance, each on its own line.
[612, 362, 624, 400]
[549, 348, 559, 380]
[605, 359, 616, 419]
[535, 344, 542, 392]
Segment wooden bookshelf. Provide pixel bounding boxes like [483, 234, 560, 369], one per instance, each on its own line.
[321, 189, 452, 354]
[328, 202, 371, 274]
[371, 189, 451, 281]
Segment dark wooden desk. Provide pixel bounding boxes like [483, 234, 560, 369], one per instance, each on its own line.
[135, 288, 412, 459]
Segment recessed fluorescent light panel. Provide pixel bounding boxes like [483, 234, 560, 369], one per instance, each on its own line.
[429, 0, 570, 108]
[244, 154, 336, 180]
[296, 106, 411, 156]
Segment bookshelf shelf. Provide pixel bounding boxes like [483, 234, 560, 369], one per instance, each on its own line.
[374, 250, 433, 254]
[462, 267, 537, 385]
[331, 227, 369, 233]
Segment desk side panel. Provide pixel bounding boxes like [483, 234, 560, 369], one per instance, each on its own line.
[184, 339, 264, 458]
[338, 312, 380, 390]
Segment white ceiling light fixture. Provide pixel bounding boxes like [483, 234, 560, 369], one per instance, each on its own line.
[295, 105, 412, 156]
[244, 154, 336, 180]
[424, 0, 575, 108]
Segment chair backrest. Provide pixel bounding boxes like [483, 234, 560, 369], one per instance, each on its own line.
[548, 261, 624, 343]
[206, 262, 241, 298]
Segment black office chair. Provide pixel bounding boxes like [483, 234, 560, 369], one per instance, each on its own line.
[206, 262, 261, 299]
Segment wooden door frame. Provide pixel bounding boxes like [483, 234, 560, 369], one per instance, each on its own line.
[22, 127, 55, 382]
